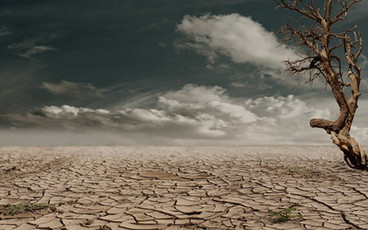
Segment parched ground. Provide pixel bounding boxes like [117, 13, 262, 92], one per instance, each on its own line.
[1, 146, 368, 230]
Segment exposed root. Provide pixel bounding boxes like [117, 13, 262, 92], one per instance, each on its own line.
[330, 132, 368, 170]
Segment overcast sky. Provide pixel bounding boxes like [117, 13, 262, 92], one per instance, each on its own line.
[0, 0, 368, 145]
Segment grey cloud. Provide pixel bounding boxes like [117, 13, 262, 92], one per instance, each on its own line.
[8, 36, 56, 58]
[231, 81, 272, 90]
[0, 26, 11, 37]
[41, 80, 104, 98]
[18, 46, 56, 58]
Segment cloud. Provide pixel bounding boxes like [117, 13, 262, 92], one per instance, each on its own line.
[19, 46, 56, 58]
[177, 13, 300, 70]
[41, 80, 104, 98]
[230, 80, 272, 90]
[0, 84, 338, 145]
[8, 36, 56, 58]
[0, 26, 11, 37]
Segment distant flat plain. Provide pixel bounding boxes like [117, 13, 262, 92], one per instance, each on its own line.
[1, 146, 368, 229]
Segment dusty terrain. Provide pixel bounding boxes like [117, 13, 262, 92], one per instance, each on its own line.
[0, 146, 368, 230]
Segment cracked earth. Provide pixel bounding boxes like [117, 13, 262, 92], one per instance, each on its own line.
[1, 146, 368, 230]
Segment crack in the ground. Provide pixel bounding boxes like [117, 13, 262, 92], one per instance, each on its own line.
[212, 198, 260, 212]
[341, 212, 365, 230]
[352, 187, 368, 200]
[291, 193, 364, 229]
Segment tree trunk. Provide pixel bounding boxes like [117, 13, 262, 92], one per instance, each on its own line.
[330, 126, 368, 170]
[310, 98, 368, 170]
[310, 61, 368, 169]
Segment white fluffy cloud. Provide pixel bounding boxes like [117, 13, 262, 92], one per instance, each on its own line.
[1, 84, 341, 145]
[177, 13, 300, 70]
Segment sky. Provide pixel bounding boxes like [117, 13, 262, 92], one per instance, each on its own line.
[0, 0, 368, 145]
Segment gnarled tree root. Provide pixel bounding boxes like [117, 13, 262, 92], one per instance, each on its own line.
[330, 131, 368, 170]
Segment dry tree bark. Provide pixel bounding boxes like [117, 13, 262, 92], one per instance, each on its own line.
[275, 0, 368, 169]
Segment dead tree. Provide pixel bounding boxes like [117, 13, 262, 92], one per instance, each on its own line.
[275, 0, 367, 169]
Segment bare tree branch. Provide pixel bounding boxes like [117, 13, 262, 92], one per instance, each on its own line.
[331, 0, 361, 24]
[275, 0, 323, 22]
